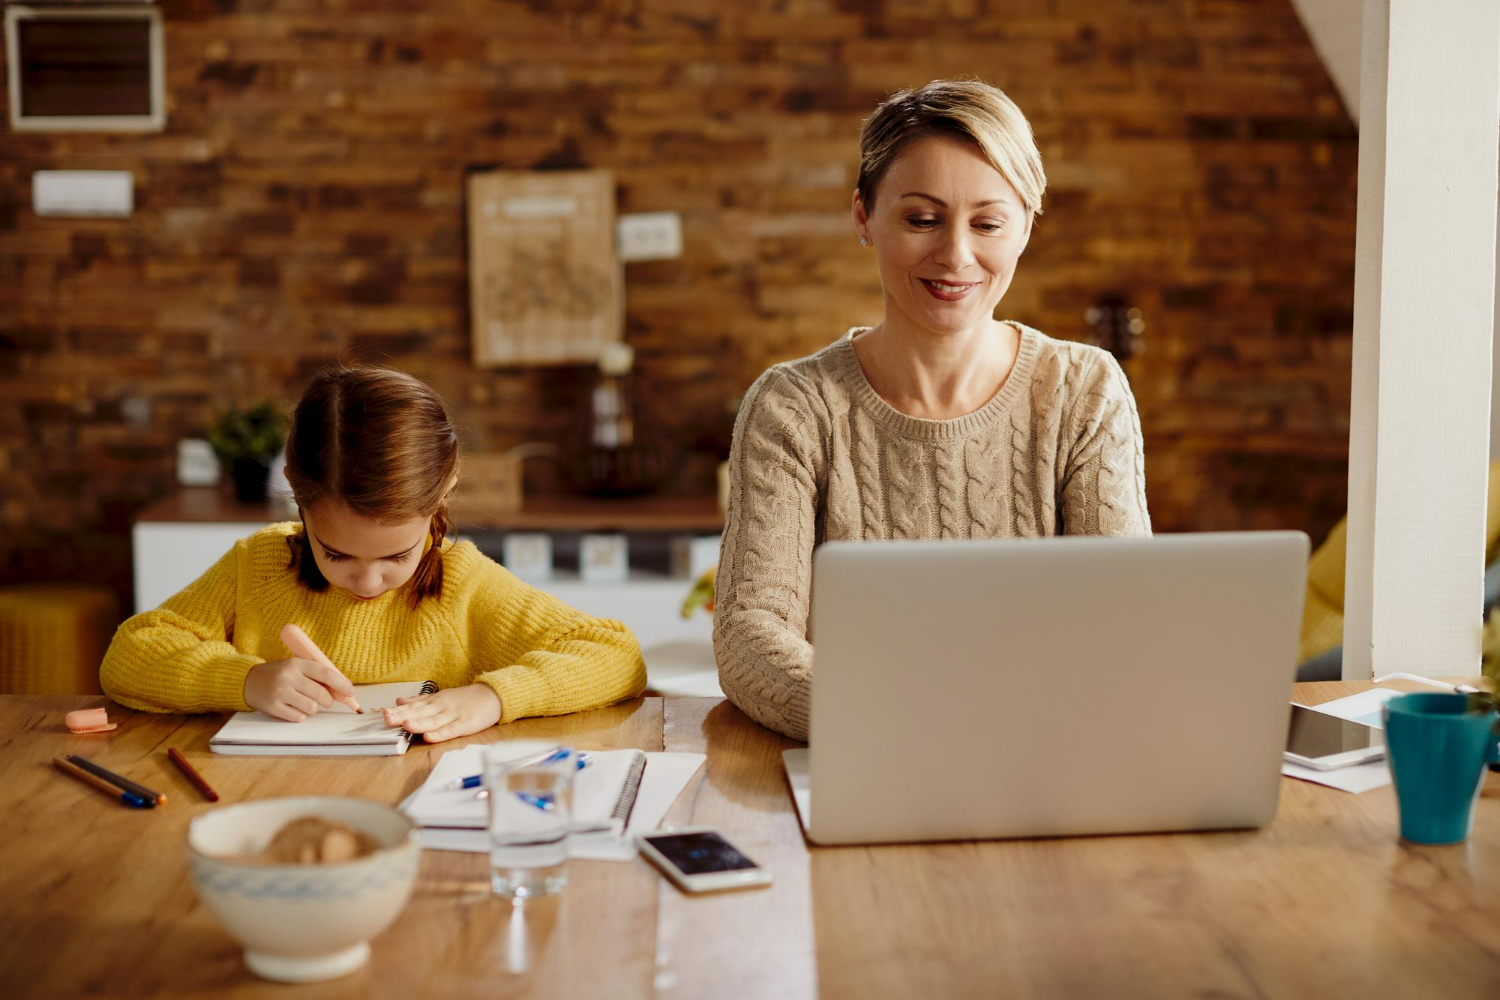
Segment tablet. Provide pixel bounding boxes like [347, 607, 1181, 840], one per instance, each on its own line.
[1284, 704, 1385, 770]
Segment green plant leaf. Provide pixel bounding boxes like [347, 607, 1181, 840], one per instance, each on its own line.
[206, 401, 289, 462]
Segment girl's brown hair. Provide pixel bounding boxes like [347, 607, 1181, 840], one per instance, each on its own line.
[283, 366, 459, 607]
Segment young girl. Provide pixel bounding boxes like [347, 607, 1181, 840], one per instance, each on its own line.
[101, 366, 647, 742]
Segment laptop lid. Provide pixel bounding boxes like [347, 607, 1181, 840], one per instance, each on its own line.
[805, 532, 1309, 845]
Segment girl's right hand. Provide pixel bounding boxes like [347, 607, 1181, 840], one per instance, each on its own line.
[244, 657, 358, 722]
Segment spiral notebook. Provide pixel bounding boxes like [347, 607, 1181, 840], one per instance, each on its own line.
[209, 680, 437, 756]
[402, 740, 648, 836]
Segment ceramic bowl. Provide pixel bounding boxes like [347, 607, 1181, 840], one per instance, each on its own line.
[187, 796, 421, 983]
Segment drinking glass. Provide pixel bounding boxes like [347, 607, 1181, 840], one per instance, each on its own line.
[483, 746, 576, 898]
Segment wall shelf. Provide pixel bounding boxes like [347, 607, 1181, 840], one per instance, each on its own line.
[130, 488, 722, 692]
[135, 488, 724, 534]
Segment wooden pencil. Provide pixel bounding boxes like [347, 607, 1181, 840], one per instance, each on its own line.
[53, 757, 151, 808]
[167, 747, 219, 802]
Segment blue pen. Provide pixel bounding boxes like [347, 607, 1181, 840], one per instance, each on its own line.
[54, 757, 152, 809]
[516, 791, 557, 812]
[452, 749, 589, 791]
[509, 749, 575, 810]
[469, 751, 590, 799]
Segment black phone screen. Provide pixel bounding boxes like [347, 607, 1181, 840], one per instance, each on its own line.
[1285, 704, 1384, 759]
[643, 832, 758, 875]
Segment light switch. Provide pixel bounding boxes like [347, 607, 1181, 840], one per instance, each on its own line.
[617, 212, 683, 262]
[32, 170, 134, 217]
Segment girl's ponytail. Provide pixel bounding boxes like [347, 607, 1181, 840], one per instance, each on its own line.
[407, 503, 452, 606]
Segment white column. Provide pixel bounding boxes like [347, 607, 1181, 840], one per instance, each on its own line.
[1492, 222, 1500, 459]
[1343, 0, 1500, 680]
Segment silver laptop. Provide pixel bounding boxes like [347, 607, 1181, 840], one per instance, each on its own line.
[783, 532, 1309, 845]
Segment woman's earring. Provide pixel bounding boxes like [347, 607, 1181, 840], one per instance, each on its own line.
[859, 236, 869, 247]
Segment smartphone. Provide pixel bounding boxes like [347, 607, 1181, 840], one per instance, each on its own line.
[1284, 703, 1386, 770]
[636, 828, 771, 893]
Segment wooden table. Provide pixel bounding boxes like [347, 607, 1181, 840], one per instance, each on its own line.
[3, 683, 1498, 999]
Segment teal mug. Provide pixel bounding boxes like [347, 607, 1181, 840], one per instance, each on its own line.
[1383, 693, 1500, 845]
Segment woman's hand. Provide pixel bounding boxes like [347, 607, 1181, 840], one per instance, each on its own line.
[244, 657, 358, 722]
[382, 684, 502, 743]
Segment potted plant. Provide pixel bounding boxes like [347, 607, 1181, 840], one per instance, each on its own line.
[1479, 607, 1500, 709]
[680, 566, 716, 620]
[207, 402, 289, 504]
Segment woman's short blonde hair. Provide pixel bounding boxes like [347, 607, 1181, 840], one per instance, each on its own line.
[857, 79, 1046, 220]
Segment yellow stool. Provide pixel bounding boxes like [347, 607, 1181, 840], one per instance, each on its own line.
[0, 584, 119, 695]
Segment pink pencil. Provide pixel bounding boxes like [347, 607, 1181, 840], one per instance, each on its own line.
[280, 623, 363, 713]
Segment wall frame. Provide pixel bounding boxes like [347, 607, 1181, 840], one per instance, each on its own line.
[5, 4, 166, 133]
[467, 168, 623, 367]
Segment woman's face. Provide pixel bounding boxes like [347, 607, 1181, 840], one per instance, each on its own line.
[854, 133, 1030, 338]
[301, 501, 430, 600]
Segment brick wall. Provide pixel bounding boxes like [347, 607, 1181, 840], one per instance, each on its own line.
[0, 0, 1356, 609]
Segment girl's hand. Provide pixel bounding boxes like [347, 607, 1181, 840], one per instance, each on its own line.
[245, 657, 358, 722]
[382, 684, 502, 743]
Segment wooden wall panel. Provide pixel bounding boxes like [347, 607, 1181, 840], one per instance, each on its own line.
[0, 0, 1358, 609]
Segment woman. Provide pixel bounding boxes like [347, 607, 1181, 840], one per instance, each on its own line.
[714, 79, 1151, 740]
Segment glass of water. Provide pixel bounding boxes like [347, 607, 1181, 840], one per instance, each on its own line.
[483, 745, 576, 899]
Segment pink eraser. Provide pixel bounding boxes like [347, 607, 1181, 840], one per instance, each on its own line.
[65, 707, 117, 734]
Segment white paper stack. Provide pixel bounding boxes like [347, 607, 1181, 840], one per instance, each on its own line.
[400, 741, 705, 861]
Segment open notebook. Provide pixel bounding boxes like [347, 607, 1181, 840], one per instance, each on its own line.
[210, 680, 436, 756]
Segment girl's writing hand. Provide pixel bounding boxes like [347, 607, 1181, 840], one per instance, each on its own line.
[244, 657, 358, 722]
[382, 684, 502, 743]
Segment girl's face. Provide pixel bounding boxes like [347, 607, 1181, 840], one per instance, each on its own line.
[301, 501, 430, 600]
[853, 133, 1031, 339]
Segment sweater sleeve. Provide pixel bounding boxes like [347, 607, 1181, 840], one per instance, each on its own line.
[99, 540, 263, 713]
[455, 550, 647, 723]
[713, 369, 822, 741]
[1060, 352, 1152, 537]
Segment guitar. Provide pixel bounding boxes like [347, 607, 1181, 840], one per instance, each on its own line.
[1085, 294, 1145, 362]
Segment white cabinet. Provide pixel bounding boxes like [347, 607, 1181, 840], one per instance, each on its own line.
[133, 522, 262, 612]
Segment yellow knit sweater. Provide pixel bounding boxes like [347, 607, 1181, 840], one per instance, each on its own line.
[100, 523, 647, 722]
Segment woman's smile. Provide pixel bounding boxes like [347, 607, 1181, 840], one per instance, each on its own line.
[919, 278, 979, 301]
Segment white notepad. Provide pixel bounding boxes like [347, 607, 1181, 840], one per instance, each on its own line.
[210, 680, 436, 756]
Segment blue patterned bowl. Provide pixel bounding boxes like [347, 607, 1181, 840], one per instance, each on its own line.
[187, 796, 421, 982]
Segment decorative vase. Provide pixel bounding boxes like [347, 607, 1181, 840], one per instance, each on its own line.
[230, 456, 272, 504]
[565, 343, 675, 497]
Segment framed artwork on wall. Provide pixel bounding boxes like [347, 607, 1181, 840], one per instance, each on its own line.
[466, 168, 623, 367]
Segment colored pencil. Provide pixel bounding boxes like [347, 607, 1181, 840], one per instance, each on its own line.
[66, 754, 166, 806]
[167, 747, 219, 802]
[53, 757, 151, 809]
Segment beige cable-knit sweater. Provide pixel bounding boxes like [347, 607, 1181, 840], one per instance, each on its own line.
[713, 322, 1152, 740]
